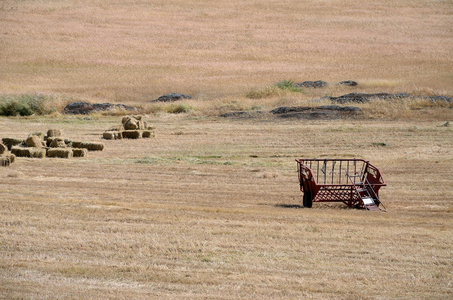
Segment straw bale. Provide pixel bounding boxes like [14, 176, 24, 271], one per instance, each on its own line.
[84, 142, 104, 151]
[103, 132, 115, 140]
[124, 118, 138, 130]
[72, 141, 104, 151]
[11, 147, 46, 158]
[47, 148, 73, 158]
[47, 129, 62, 138]
[122, 130, 142, 139]
[49, 138, 66, 148]
[142, 130, 155, 138]
[103, 131, 123, 140]
[11, 147, 25, 157]
[9, 153, 16, 163]
[46, 137, 55, 147]
[30, 148, 46, 158]
[0, 156, 11, 167]
[31, 132, 45, 141]
[12, 147, 30, 157]
[0, 143, 6, 155]
[3, 138, 24, 150]
[71, 141, 82, 148]
[72, 148, 87, 157]
[26, 135, 43, 148]
[72, 142, 104, 151]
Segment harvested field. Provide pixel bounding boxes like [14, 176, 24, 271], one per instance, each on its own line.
[1, 0, 452, 298]
[0, 115, 452, 299]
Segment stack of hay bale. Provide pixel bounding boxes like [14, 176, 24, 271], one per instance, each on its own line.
[9, 134, 47, 158]
[103, 116, 155, 140]
[0, 142, 16, 167]
[46, 129, 77, 159]
[3, 129, 104, 159]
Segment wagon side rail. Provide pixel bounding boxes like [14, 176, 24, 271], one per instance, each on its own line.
[364, 162, 386, 186]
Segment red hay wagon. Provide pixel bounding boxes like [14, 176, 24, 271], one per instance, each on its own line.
[296, 159, 386, 211]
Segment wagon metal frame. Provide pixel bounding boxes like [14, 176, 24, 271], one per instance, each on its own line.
[296, 158, 386, 210]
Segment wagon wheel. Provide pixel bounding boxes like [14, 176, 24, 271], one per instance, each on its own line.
[303, 192, 312, 208]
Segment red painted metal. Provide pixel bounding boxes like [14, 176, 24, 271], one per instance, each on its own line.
[296, 158, 386, 209]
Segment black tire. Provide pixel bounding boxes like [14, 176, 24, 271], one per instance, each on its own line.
[303, 192, 312, 208]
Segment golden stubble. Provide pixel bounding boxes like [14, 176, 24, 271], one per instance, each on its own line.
[0, 115, 452, 298]
[1, 0, 452, 102]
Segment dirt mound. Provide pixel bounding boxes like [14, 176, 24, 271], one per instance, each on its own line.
[294, 80, 328, 88]
[150, 93, 192, 103]
[270, 105, 361, 119]
[292, 80, 358, 88]
[429, 96, 452, 103]
[328, 93, 409, 104]
[63, 102, 135, 114]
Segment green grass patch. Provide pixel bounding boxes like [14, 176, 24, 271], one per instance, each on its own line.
[166, 103, 193, 114]
[0, 93, 56, 116]
[274, 80, 301, 93]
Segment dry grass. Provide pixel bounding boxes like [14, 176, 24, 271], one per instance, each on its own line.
[1, 0, 453, 298]
[0, 115, 452, 299]
[1, 0, 452, 104]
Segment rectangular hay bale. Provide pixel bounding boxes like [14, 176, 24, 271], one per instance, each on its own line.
[2, 138, 24, 150]
[103, 132, 115, 140]
[0, 156, 11, 167]
[30, 148, 46, 158]
[47, 129, 62, 138]
[47, 148, 73, 158]
[72, 141, 104, 151]
[142, 130, 155, 138]
[46, 137, 55, 147]
[72, 148, 87, 157]
[103, 131, 122, 140]
[71, 141, 82, 148]
[122, 130, 142, 139]
[0, 143, 7, 155]
[11, 147, 46, 158]
[84, 142, 104, 151]
[11, 147, 31, 157]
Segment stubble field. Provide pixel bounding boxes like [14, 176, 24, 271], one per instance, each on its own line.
[1, 0, 453, 299]
[1, 116, 452, 299]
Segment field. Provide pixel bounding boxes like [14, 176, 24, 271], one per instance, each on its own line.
[1, 0, 453, 299]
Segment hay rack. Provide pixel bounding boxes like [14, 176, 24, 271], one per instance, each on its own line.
[296, 158, 386, 211]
